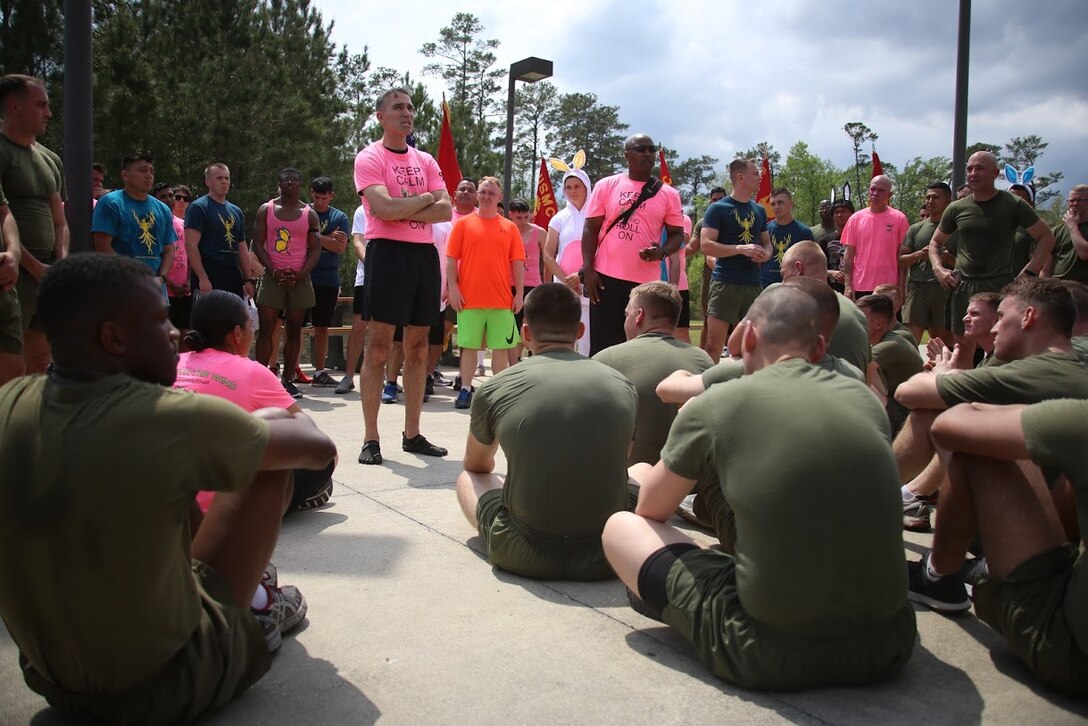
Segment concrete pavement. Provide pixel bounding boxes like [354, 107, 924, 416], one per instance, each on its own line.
[3, 364, 1087, 725]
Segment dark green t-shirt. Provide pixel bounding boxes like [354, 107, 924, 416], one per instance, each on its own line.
[0, 374, 270, 694]
[902, 219, 946, 284]
[663, 359, 907, 638]
[936, 351, 1088, 406]
[593, 333, 712, 465]
[1021, 398, 1088, 654]
[892, 322, 918, 347]
[469, 350, 637, 540]
[1010, 226, 1036, 277]
[938, 191, 1039, 280]
[702, 353, 864, 388]
[872, 329, 923, 430]
[0, 135, 65, 260]
[831, 291, 871, 371]
[1073, 336, 1088, 363]
[1051, 220, 1088, 282]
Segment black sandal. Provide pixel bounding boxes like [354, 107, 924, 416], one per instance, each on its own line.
[401, 433, 447, 457]
[358, 440, 383, 465]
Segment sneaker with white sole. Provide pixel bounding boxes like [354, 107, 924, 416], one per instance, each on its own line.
[907, 557, 970, 613]
[334, 375, 355, 394]
[282, 379, 303, 400]
[381, 381, 398, 404]
[903, 496, 932, 532]
[252, 583, 308, 637]
[310, 371, 338, 387]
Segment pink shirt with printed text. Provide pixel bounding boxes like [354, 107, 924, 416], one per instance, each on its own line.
[354, 141, 445, 244]
[841, 206, 910, 291]
[175, 348, 296, 511]
[585, 174, 685, 283]
[265, 200, 312, 272]
[165, 215, 188, 293]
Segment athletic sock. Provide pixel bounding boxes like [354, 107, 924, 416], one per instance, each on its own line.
[902, 485, 917, 503]
[924, 553, 944, 581]
[251, 584, 270, 610]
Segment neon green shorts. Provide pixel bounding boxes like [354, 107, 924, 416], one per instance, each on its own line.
[457, 308, 519, 350]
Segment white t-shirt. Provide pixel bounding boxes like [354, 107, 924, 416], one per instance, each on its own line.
[352, 206, 367, 286]
[432, 221, 452, 310]
[548, 204, 587, 279]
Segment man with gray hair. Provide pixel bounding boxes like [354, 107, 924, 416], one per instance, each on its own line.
[842, 175, 909, 300]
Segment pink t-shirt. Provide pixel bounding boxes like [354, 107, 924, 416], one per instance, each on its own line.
[511, 225, 543, 287]
[165, 215, 188, 294]
[676, 215, 693, 291]
[841, 206, 910, 291]
[175, 349, 295, 512]
[585, 174, 685, 283]
[265, 201, 312, 272]
[354, 141, 445, 244]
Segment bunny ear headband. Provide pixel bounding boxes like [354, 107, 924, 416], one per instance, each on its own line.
[550, 150, 592, 196]
[1004, 164, 1036, 203]
[830, 182, 852, 204]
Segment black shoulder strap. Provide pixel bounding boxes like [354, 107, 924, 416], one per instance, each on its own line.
[604, 176, 663, 236]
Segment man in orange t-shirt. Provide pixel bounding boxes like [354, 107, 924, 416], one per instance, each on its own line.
[446, 176, 526, 409]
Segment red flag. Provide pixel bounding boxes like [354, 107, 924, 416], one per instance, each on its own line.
[871, 147, 884, 178]
[533, 157, 558, 228]
[658, 148, 673, 185]
[756, 157, 773, 218]
[437, 96, 462, 197]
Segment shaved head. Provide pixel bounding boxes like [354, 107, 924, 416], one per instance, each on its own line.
[782, 241, 828, 281]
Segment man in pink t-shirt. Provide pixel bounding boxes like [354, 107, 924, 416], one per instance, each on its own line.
[581, 133, 685, 354]
[842, 175, 910, 300]
[352, 87, 452, 465]
[252, 168, 320, 400]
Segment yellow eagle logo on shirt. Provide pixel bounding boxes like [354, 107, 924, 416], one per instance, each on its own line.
[133, 210, 157, 253]
[219, 213, 237, 248]
[734, 210, 756, 244]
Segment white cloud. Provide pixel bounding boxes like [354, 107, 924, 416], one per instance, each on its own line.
[315, 0, 1087, 195]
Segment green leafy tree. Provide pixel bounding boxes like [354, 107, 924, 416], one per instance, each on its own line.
[419, 13, 503, 179]
[888, 156, 952, 223]
[0, 0, 65, 149]
[511, 80, 558, 200]
[737, 142, 781, 177]
[843, 122, 878, 202]
[545, 92, 628, 183]
[1002, 135, 1064, 207]
[777, 142, 842, 227]
[671, 154, 719, 206]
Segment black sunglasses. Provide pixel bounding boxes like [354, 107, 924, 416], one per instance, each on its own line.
[174, 194, 191, 202]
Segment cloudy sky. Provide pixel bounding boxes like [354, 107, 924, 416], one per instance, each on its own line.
[316, 0, 1085, 202]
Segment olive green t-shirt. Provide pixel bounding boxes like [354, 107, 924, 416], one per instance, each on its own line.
[892, 322, 918, 347]
[938, 191, 1039, 280]
[763, 283, 869, 371]
[1073, 336, 1088, 363]
[702, 353, 864, 388]
[663, 359, 907, 638]
[831, 291, 871, 371]
[469, 349, 637, 540]
[593, 333, 712, 465]
[0, 135, 65, 260]
[0, 374, 270, 695]
[937, 351, 1088, 406]
[902, 219, 954, 284]
[1050, 220, 1088, 282]
[1010, 226, 1036, 277]
[1021, 398, 1088, 654]
[872, 329, 923, 430]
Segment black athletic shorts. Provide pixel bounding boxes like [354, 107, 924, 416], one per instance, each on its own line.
[588, 272, 640, 355]
[195, 263, 244, 298]
[678, 289, 691, 328]
[311, 285, 340, 328]
[364, 238, 441, 328]
[392, 322, 443, 346]
[352, 285, 368, 318]
[513, 285, 534, 332]
[169, 295, 193, 330]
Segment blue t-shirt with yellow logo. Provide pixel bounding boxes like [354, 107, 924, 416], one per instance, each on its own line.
[762, 218, 813, 287]
[705, 196, 767, 286]
[92, 190, 176, 273]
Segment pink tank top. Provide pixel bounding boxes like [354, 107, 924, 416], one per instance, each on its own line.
[265, 199, 312, 272]
[510, 226, 544, 287]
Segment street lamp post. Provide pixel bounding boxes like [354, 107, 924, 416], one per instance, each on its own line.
[503, 57, 553, 212]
